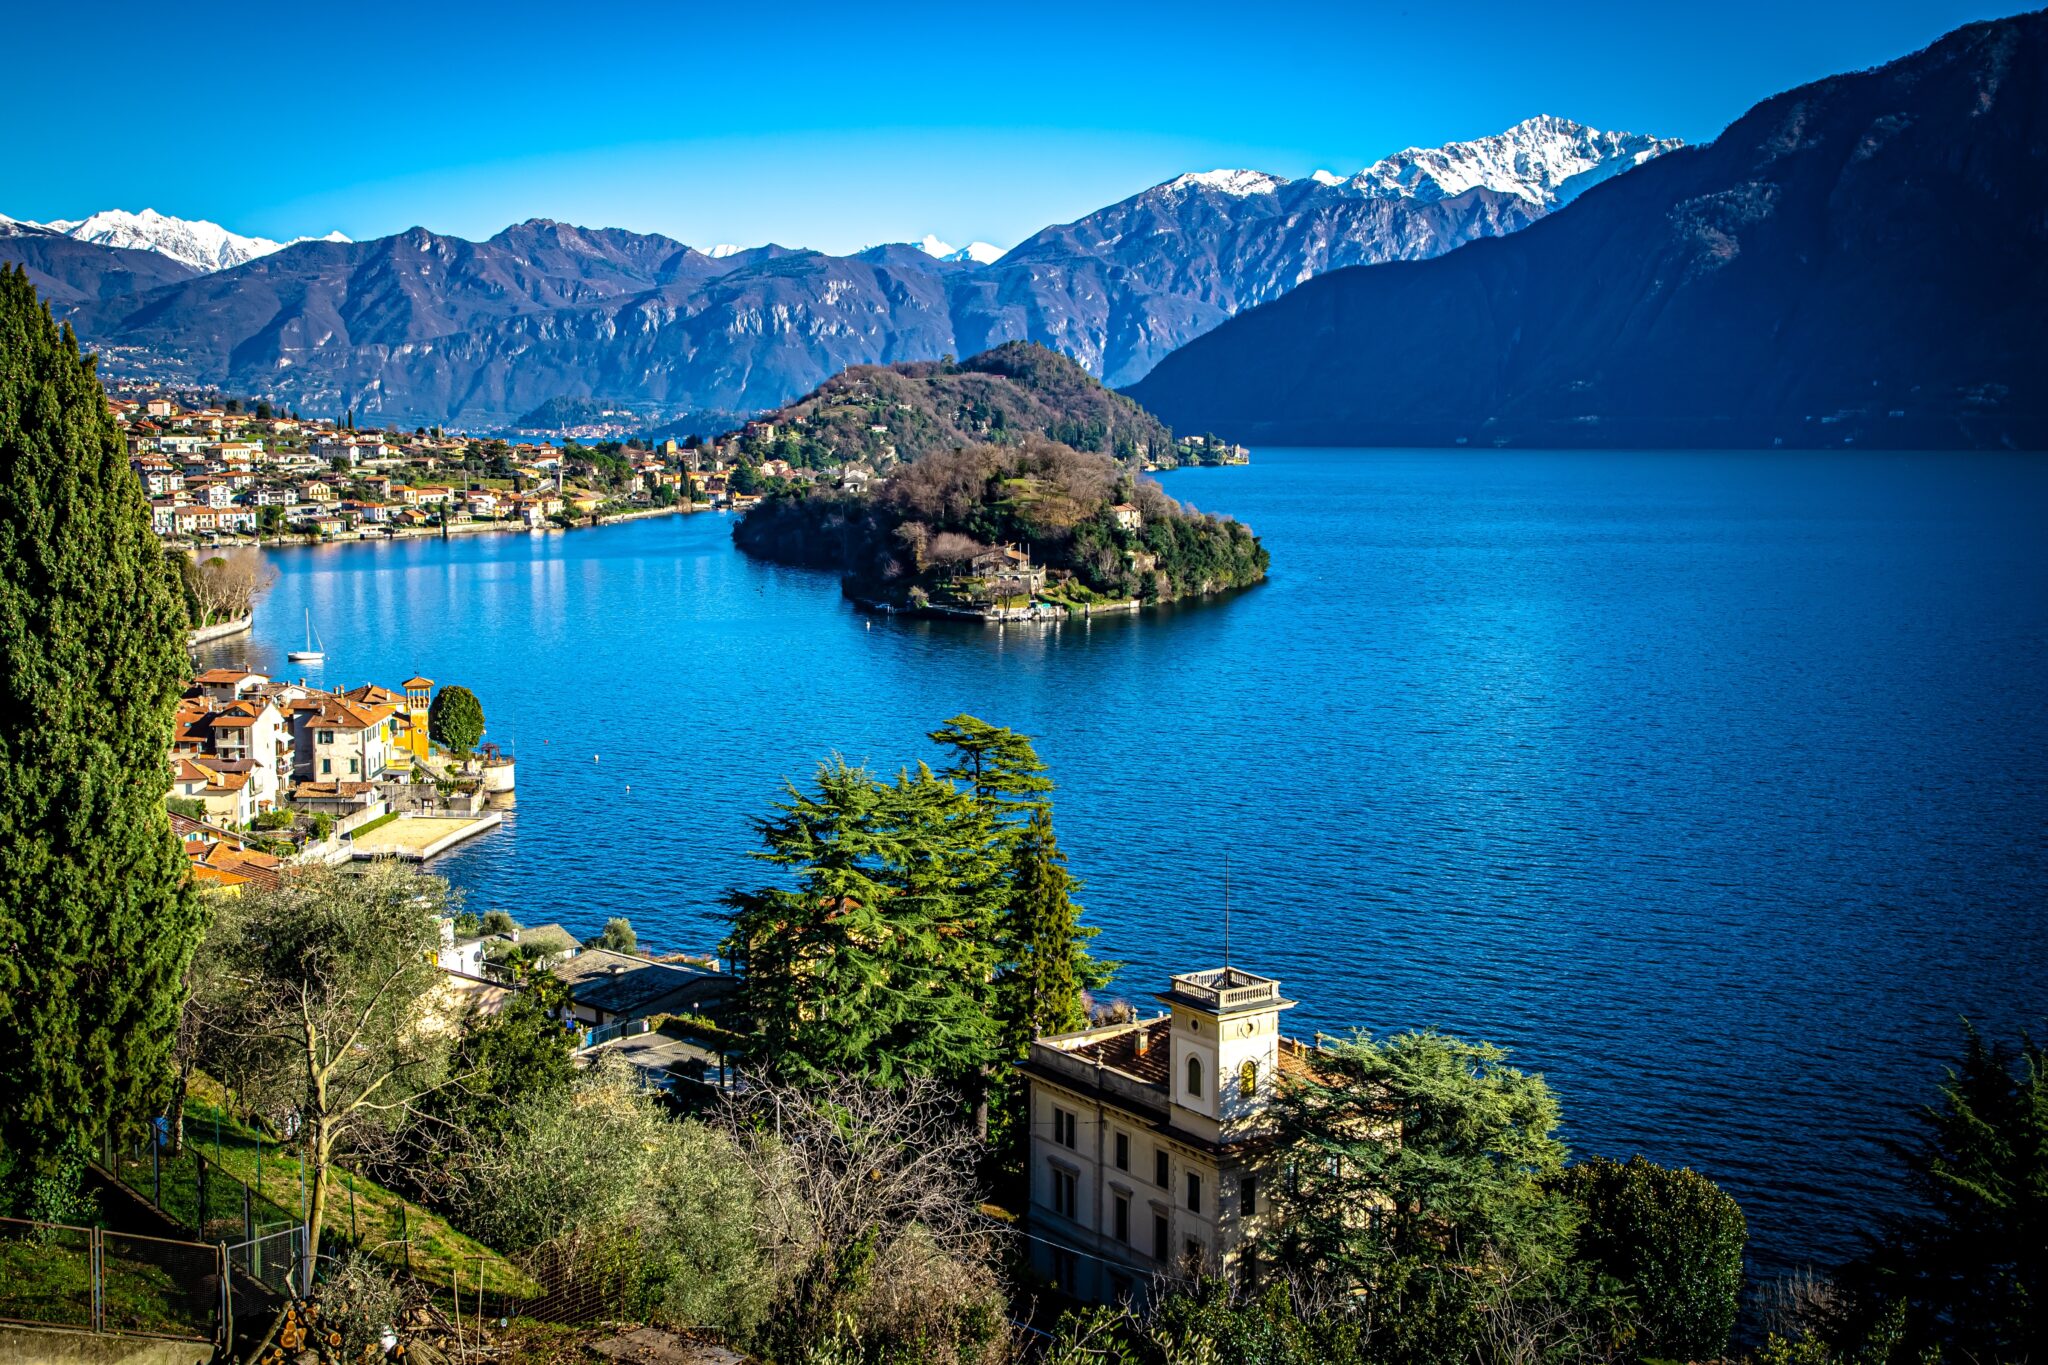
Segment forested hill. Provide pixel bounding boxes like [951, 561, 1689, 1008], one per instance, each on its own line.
[733, 439, 1268, 610]
[720, 342, 1179, 469]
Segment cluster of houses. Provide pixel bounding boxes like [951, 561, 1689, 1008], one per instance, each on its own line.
[432, 918, 736, 1092]
[111, 393, 790, 544]
[169, 666, 442, 843]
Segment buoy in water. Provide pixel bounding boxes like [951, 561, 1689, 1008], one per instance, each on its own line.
[593, 754, 600, 763]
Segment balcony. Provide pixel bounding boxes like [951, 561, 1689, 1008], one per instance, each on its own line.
[1167, 968, 1283, 1011]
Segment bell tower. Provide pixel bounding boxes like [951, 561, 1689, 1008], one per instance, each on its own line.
[1157, 967, 1295, 1136]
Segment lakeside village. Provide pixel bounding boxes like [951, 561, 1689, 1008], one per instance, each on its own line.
[113, 385, 1251, 551]
[167, 666, 515, 884]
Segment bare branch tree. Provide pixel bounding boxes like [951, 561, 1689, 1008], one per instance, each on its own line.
[191, 862, 464, 1261]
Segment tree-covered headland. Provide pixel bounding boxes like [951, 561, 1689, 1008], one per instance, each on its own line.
[734, 439, 1268, 612]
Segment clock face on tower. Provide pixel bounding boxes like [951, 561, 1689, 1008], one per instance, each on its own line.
[1240, 1020, 1257, 1038]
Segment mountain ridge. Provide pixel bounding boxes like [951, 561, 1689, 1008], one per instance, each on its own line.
[1125, 11, 2048, 450]
[0, 116, 1678, 426]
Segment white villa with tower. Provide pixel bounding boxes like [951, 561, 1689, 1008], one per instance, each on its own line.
[1020, 965, 1311, 1301]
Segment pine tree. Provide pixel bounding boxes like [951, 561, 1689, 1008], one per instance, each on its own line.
[721, 761, 1006, 1099]
[0, 267, 201, 1178]
[929, 713, 1113, 1001]
[929, 713, 1053, 836]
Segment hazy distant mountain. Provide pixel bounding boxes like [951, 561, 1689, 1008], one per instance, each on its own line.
[9, 207, 349, 273]
[915, 235, 1008, 264]
[1127, 13, 2048, 450]
[2, 118, 1675, 426]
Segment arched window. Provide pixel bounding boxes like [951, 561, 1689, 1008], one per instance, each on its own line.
[1187, 1055, 1204, 1098]
[1239, 1059, 1259, 1095]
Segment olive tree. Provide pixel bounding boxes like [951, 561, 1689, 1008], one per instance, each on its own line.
[191, 862, 459, 1262]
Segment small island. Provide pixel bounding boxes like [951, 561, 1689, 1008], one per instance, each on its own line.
[733, 438, 1268, 620]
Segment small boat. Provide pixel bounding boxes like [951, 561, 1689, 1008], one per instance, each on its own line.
[287, 610, 325, 663]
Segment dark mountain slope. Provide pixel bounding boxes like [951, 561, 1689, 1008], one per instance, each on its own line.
[0, 225, 197, 306]
[1128, 12, 2048, 450]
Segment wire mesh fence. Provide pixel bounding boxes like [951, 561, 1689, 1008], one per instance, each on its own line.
[228, 1225, 305, 1301]
[0, 1215, 221, 1343]
[99, 1228, 222, 1340]
[0, 1216, 94, 1332]
[107, 1118, 301, 1249]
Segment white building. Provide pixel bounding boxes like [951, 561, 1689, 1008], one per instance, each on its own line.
[1022, 966, 1305, 1303]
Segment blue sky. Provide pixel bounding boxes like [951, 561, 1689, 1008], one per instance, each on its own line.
[3, 1, 2023, 254]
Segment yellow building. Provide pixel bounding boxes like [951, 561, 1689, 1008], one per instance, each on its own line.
[401, 676, 435, 761]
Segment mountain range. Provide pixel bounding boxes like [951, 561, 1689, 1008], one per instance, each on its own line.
[1129, 11, 2048, 450]
[0, 116, 1675, 428]
[1, 208, 348, 273]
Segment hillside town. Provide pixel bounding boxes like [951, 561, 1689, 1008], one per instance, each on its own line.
[112, 387, 834, 546]
[112, 368, 1247, 549]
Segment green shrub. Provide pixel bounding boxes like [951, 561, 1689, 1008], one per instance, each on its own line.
[1563, 1156, 1747, 1361]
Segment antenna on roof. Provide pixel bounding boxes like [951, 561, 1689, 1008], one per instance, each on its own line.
[1222, 853, 1231, 973]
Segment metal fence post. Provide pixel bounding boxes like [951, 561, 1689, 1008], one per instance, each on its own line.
[243, 1181, 253, 1245]
[89, 1226, 104, 1333]
[218, 1242, 232, 1353]
[151, 1133, 160, 1207]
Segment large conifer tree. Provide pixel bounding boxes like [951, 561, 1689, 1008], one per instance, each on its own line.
[722, 760, 1007, 1097]
[0, 267, 200, 1175]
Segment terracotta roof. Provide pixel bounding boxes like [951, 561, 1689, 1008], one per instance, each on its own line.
[195, 668, 261, 684]
[1276, 1036, 1319, 1084]
[1069, 1018, 1172, 1087]
[293, 781, 377, 797]
[402, 676, 434, 689]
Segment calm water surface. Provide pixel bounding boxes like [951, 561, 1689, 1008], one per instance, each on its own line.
[204, 449, 2048, 1276]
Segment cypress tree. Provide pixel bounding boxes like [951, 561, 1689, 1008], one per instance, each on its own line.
[1002, 805, 1088, 1050]
[0, 266, 201, 1177]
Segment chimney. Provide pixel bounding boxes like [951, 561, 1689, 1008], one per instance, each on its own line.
[1133, 1027, 1150, 1057]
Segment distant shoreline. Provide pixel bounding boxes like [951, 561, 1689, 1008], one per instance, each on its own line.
[165, 501, 705, 555]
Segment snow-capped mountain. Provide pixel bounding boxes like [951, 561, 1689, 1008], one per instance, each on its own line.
[1161, 169, 1287, 198]
[703, 243, 749, 258]
[1144, 118, 1678, 214]
[914, 235, 1007, 265]
[994, 115, 1680, 384]
[1345, 115, 1683, 207]
[2, 115, 1678, 421]
[13, 208, 348, 273]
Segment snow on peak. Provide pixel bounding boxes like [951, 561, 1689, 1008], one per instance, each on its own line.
[14, 207, 350, 272]
[1163, 169, 1285, 197]
[1341, 116, 1682, 208]
[703, 243, 749, 258]
[1310, 169, 1346, 186]
[911, 236, 1005, 265]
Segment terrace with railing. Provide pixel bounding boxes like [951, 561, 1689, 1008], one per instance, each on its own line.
[1166, 967, 1285, 1012]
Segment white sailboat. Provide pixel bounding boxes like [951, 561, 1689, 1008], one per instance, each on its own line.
[287, 609, 325, 663]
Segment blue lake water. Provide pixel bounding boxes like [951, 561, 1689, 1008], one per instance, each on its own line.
[203, 448, 2048, 1277]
